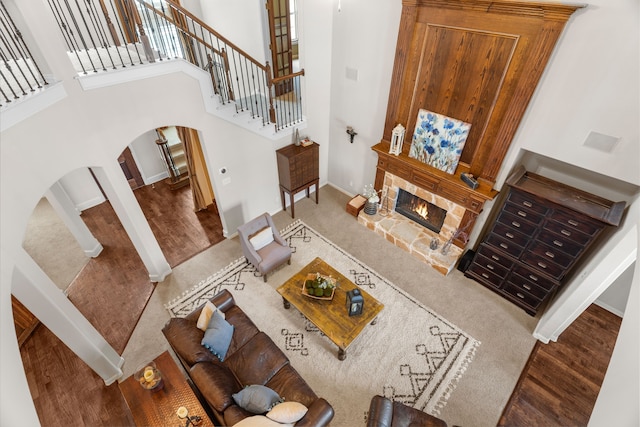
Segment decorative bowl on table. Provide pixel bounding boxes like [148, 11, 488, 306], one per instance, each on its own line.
[302, 273, 337, 300]
[135, 361, 164, 392]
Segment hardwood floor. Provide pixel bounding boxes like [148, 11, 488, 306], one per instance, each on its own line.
[499, 304, 622, 426]
[19, 180, 224, 426]
[18, 181, 622, 426]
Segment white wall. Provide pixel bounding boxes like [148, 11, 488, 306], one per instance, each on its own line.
[597, 262, 635, 316]
[199, 0, 267, 63]
[129, 130, 169, 184]
[327, 0, 401, 196]
[512, 0, 639, 187]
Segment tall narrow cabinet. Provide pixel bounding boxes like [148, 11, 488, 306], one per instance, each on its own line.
[465, 166, 625, 316]
[276, 142, 319, 218]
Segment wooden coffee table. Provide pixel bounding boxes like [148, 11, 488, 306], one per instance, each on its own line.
[119, 351, 214, 427]
[277, 257, 384, 360]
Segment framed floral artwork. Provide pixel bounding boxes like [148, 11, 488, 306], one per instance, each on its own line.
[408, 109, 471, 174]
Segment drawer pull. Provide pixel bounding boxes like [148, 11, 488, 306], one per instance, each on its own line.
[517, 211, 528, 217]
[511, 221, 521, 228]
[500, 243, 508, 249]
[482, 273, 489, 279]
[553, 240, 564, 247]
[523, 201, 533, 208]
[491, 255, 500, 261]
[505, 232, 515, 239]
[486, 264, 495, 270]
[516, 292, 525, 299]
[545, 251, 555, 258]
[523, 284, 532, 291]
[537, 262, 548, 269]
[561, 229, 572, 236]
[529, 274, 539, 282]
[568, 219, 579, 226]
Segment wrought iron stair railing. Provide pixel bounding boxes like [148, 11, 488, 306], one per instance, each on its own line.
[2, 0, 303, 132]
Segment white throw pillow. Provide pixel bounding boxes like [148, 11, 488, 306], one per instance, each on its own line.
[249, 227, 274, 251]
[266, 401, 308, 424]
[196, 301, 225, 331]
[233, 415, 292, 427]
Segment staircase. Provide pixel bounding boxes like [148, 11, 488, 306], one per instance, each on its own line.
[156, 128, 190, 190]
[2, 0, 305, 138]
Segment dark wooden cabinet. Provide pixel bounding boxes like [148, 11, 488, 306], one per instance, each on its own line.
[276, 142, 319, 218]
[465, 166, 625, 316]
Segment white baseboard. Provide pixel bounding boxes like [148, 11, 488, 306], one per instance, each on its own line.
[326, 182, 357, 198]
[77, 195, 106, 212]
[594, 300, 624, 318]
[145, 171, 169, 185]
[84, 243, 103, 258]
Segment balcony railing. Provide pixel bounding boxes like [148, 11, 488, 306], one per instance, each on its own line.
[1, 0, 303, 132]
[0, 0, 48, 109]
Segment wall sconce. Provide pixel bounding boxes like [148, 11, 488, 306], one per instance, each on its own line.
[389, 124, 405, 155]
[346, 126, 357, 143]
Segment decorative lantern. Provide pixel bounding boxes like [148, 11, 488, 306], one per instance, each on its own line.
[389, 124, 405, 155]
[346, 288, 364, 316]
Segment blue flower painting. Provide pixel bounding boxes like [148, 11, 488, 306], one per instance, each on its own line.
[408, 109, 471, 174]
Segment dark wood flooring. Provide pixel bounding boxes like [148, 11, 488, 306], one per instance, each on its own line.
[19, 180, 224, 426]
[18, 181, 622, 426]
[499, 304, 622, 427]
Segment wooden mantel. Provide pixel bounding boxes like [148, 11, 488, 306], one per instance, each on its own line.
[373, 141, 497, 212]
[379, 0, 585, 189]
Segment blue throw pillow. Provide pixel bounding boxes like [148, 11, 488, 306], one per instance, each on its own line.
[232, 385, 284, 414]
[201, 310, 234, 361]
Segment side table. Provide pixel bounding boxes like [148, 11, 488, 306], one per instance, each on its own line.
[119, 351, 214, 427]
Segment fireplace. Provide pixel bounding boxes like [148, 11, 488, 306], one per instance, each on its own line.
[395, 189, 446, 234]
[358, 172, 470, 275]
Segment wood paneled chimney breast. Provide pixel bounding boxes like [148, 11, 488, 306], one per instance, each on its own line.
[371, 0, 584, 248]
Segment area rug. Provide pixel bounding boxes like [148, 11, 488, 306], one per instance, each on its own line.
[166, 220, 480, 425]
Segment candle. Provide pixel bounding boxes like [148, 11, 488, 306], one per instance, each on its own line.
[176, 406, 189, 419]
[143, 367, 155, 382]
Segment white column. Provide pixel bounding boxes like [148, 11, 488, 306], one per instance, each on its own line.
[533, 200, 639, 343]
[91, 161, 171, 282]
[1, 250, 40, 426]
[11, 247, 125, 382]
[45, 181, 103, 258]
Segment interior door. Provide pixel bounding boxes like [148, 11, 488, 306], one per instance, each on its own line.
[118, 147, 145, 190]
[266, 0, 293, 95]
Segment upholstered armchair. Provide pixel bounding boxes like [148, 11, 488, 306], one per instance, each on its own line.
[367, 395, 448, 427]
[237, 213, 292, 282]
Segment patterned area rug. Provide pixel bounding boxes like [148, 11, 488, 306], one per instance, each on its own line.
[166, 220, 479, 425]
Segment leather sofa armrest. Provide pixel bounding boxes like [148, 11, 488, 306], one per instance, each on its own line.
[294, 398, 334, 427]
[367, 395, 393, 427]
[211, 289, 237, 313]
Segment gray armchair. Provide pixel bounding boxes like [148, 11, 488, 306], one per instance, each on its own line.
[237, 213, 292, 282]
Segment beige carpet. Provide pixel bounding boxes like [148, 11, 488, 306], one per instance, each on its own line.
[120, 185, 538, 427]
[23, 198, 89, 292]
[165, 220, 480, 425]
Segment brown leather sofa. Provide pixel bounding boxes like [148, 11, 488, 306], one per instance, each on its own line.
[367, 395, 448, 427]
[162, 289, 334, 427]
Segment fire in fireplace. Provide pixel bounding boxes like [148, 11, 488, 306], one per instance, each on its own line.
[395, 189, 447, 233]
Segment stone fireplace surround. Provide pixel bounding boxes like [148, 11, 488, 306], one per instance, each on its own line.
[358, 172, 466, 275]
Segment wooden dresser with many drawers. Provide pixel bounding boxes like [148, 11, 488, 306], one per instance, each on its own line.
[465, 166, 625, 316]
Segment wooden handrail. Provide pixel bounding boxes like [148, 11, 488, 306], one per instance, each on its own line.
[137, 0, 268, 72]
[272, 69, 305, 84]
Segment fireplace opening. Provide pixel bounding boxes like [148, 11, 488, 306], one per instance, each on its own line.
[395, 188, 447, 233]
